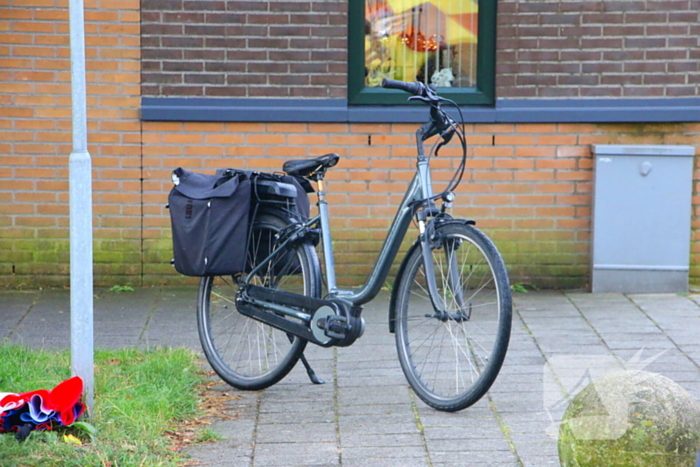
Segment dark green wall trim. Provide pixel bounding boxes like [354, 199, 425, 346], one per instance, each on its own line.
[141, 97, 700, 124]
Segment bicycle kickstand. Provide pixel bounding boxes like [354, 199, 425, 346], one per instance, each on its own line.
[286, 332, 325, 384]
[299, 352, 325, 384]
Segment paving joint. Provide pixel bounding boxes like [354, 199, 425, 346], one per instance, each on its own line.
[488, 395, 524, 467]
[512, 301, 569, 401]
[408, 389, 432, 467]
[249, 391, 263, 467]
[6, 290, 40, 341]
[332, 347, 342, 466]
[137, 287, 162, 344]
[563, 292, 616, 358]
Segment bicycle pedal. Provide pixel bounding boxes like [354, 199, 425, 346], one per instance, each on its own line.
[320, 315, 351, 339]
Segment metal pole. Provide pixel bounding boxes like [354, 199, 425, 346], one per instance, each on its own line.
[68, 0, 94, 414]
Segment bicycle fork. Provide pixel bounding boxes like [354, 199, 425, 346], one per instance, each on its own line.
[418, 219, 470, 322]
[418, 220, 447, 316]
[415, 152, 455, 318]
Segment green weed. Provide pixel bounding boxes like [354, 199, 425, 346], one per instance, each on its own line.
[510, 282, 539, 293]
[194, 428, 222, 443]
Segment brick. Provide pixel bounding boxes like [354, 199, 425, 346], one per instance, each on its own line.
[247, 62, 289, 74]
[98, 24, 139, 35]
[494, 135, 536, 146]
[0, 83, 33, 95]
[100, 0, 140, 9]
[515, 146, 556, 157]
[556, 194, 590, 205]
[326, 133, 371, 146]
[12, 70, 57, 82]
[15, 217, 56, 227]
[472, 171, 514, 182]
[182, 145, 223, 156]
[1, 57, 35, 70]
[14, 144, 57, 155]
[0, 33, 32, 44]
[535, 206, 575, 217]
[536, 135, 578, 146]
[556, 171, 592, 182]
[494, 159, 533, 170]
[99, 169, 141, 179]
[12, 21, 56, 33]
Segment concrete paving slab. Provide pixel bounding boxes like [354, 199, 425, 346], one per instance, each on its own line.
[1, 287, 699, 466]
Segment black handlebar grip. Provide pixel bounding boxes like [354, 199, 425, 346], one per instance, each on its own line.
[381, 78, 424, 96]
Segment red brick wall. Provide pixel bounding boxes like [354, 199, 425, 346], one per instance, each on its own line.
[1, 1, 699, 289]
[0, 0, 141, 286]
[142, 121, 700, 288]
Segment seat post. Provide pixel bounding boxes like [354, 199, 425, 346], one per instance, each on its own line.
[315, 173, 338, 295]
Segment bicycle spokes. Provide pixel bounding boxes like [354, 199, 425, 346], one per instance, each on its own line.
[395, 223, 512, 411]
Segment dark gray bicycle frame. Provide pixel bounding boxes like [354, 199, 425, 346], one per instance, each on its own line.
[329, 168, 430, 306]
[243, 156, 439, 322]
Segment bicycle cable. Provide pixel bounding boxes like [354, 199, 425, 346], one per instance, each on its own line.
[419, 98, 468, 206]
[437, 98, 467, 194]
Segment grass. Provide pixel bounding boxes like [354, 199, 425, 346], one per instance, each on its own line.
[0, 345, 210, 467]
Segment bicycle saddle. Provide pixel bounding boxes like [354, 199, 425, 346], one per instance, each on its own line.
[283, 153, 339, 179]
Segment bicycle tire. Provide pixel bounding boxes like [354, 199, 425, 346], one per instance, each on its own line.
[197, 211, 321, 390]
[394, 222, 512, 411]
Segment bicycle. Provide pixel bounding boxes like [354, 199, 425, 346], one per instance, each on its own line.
[196, 79, 513, 412]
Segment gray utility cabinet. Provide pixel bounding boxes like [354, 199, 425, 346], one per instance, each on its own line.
[591, 145, 694, 293]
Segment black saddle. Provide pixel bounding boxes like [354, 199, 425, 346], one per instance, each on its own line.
[283, 153, 339, 180]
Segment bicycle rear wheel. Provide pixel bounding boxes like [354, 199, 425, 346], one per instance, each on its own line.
[197, 212, 321, 390]
[394, 222, 512, 411]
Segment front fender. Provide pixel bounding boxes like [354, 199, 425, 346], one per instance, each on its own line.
[388, 217, 475, 333]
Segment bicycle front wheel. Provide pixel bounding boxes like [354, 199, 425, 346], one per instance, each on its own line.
[394, 222, 512, 411]
[197, 212, 321, 390]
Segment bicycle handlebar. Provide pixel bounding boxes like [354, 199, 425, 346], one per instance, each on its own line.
[381, 79, 467, 206]
[381, 78, 426, 97]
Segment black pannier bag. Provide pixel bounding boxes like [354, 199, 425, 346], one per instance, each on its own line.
[168, 167, 251, 277]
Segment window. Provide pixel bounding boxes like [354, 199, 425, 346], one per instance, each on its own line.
[348, 0, 496, 105]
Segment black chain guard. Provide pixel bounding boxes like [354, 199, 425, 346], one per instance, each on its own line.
[237, 285, 364, 347]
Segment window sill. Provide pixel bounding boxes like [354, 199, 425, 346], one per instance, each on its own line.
[141, 97, 700, 124]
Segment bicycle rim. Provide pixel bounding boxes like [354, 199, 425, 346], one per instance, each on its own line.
[395, 223, 512, 411]
[197, 213, 320, 390]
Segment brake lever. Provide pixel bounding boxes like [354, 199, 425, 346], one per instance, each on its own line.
[434, 128, 455, 157]
[408, 95, 437, 105]
[434, 107, 458, 156]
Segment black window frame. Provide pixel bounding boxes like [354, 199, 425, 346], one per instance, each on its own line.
[347, 0, 497, 106]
